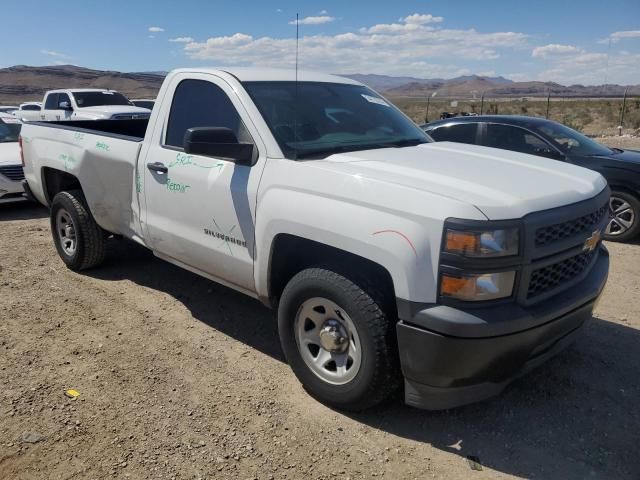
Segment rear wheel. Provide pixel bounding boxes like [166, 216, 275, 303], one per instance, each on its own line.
[278, 267, 400, 411]
[604, 190, 640, 242]
[50, 190, 106, 270]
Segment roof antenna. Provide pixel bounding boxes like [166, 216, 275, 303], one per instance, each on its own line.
[294, 12, 299, 160]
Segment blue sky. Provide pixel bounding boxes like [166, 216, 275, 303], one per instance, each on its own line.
[2, 0, 639, 84]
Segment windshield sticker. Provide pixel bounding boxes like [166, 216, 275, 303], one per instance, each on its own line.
[165, 177, 190, 193]
[361, 94, 390, 107]
[169, 152, 225, 170]
[74, 132, 85, 141]
[101, 91, 115, 95]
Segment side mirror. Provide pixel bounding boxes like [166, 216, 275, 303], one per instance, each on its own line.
[59, 101, 72, 111]
[184, 127, 253, 165]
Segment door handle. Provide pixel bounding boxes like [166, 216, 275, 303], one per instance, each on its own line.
[147, 162, 168, 174]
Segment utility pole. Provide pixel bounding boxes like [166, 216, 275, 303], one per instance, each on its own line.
[619, 88, 628, 134]
[545, 90, 551, 119]
[425, 94, 431, 123]
[480, 92, 485, 115]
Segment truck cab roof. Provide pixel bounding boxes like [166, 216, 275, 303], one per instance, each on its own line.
[170, 67, 362, 85]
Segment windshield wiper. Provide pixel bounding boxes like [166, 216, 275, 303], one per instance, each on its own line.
[294, 138, 428, 159]
[386, 138, 429, 148]
[295, 143, 392, 159]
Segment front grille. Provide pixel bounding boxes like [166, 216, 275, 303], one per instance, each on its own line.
[527, 249, 596, 299]
[0, 165, 25, 181]
[535, 205, 607, 247]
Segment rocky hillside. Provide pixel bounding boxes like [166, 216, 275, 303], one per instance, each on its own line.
[0, 65, 164, 104]
[1, 65, 638, 105]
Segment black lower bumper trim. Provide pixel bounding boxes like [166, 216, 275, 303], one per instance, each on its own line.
[397, 247, 608, 410]
[402, 305, 588, 410]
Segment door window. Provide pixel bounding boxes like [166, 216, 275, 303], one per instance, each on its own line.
[428, 123, 478, 144]
[165, 79, 251, 149]
[484, 124, 558, 158]
[57, 93, 71, 108]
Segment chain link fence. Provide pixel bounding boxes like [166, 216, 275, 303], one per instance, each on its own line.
[391, 93, 640, 137]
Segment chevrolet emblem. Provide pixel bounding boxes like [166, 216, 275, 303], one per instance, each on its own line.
[583, 230, 601, 252]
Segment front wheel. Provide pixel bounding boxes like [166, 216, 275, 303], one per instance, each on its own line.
[604, 190, 640, 242]
[278, 268, 400, 411]
[50, 190, 106, 270]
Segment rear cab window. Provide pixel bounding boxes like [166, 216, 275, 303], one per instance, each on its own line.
[44, 93, 59, 110]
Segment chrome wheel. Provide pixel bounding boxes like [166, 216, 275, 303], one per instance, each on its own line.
[294, 297, 362, 385]
[55, 208, 77, 256]
[606, 195, 636, 237]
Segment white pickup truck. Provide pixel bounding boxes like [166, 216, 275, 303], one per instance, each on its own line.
[21, 68, 610, 411]
[17, 89, 151, 122]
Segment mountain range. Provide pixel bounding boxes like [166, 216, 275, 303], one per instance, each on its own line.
[0, 65, 638, 105]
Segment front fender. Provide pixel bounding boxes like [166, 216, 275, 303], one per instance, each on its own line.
[255, 189, 440, 303]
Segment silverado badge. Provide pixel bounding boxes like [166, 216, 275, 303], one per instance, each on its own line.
[583, 230, 601, 252]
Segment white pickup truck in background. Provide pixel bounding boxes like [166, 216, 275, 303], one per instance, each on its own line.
[20, 68, 610, 411]
[16, 89, 151, 122]
[10, 102, 43, 119]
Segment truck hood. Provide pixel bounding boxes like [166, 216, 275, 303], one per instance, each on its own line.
[76, 105, 151, 117]
[0, 142, 20, 166]
[316, 142, 607, 219]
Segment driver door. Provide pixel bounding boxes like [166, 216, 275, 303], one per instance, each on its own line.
[139, 73, 267, 293]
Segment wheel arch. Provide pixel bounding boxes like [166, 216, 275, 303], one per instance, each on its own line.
[265, 233, 397, 311]
[42, 167, 82, 205]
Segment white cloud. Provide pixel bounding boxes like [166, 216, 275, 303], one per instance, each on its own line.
[148, 26, 165, 33]
[41, 49, 71, 59]
[182, 14, 528, 78]
[536, 50, 638, 85]
[319, 10, 328, 15]
[611, 30, 640, 43]
[169, 37, 194, 43]
[402, 13, 444, 25]
[289, 15, 335, 25]
[531, 44, 581, 58]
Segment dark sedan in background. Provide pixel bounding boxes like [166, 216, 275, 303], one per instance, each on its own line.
[422, 116, 640, 242]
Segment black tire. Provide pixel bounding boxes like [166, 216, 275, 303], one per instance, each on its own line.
[605, 190, 640, 242]
[278, 267, 400, 411]
[50, 190, 106, 270]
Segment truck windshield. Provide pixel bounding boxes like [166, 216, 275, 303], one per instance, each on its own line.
[243, 81, 430, 159]
[0, 119, 21, 143]
[72, 91, 133, 108]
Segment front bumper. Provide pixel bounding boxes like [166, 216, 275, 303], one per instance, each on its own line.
[397, 245, 609, 410]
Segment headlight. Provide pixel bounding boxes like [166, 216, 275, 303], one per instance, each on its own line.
[445, 227, 519, 257]
[440, 271, 515, 301]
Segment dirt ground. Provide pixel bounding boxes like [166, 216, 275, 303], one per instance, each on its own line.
[1, 137, 639, 479]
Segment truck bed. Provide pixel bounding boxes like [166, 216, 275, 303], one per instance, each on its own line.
[21, 119, 147, 238]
